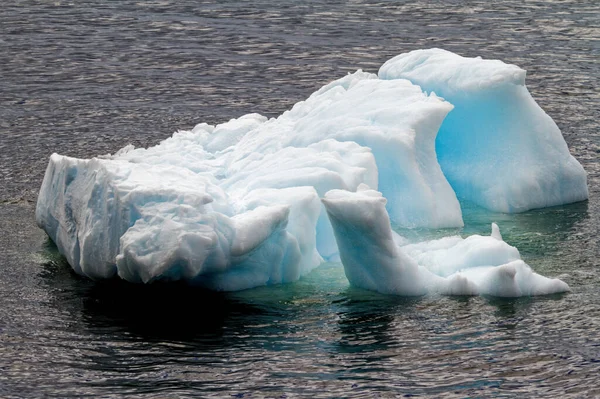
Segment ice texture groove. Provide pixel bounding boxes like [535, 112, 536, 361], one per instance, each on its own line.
[36, 49, 585, 295]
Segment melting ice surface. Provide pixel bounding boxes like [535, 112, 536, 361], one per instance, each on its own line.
[36, 49, 587, 297]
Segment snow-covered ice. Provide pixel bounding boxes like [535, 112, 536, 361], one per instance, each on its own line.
[36, 49, 585, 296]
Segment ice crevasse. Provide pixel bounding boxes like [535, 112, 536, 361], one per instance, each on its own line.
[36, 48, 587, 296]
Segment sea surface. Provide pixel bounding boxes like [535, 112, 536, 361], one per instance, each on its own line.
[1, 1, 599, 397]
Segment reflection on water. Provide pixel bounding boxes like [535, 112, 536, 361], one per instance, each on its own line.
[27, 254, 590, 398]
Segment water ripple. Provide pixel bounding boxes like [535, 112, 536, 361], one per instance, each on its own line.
[1, 0, 599, 397]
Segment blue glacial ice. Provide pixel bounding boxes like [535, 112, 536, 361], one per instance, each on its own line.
[379, 49, 589, 212]
[36, 49, 587, 296]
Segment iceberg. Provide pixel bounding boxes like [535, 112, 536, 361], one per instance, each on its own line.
[36, 49, 585, 296]
[379, 49, 589, 212]
[322, 185, 569, 297]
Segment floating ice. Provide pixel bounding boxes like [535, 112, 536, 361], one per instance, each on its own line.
[36, 154, 320, 290]
[322, 185, 570, 297]
[379, 48, 588, 212]
[36, 49, 585, 296]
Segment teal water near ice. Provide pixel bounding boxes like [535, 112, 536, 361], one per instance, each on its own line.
[1, 1, 599, 397]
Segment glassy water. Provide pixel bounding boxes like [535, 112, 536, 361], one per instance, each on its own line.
[1, 1, 599, 397]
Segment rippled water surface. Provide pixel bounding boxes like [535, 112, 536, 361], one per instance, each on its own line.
[1, 1, 599, 397]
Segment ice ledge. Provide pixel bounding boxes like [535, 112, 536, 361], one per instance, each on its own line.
[323, 185, 570, 297]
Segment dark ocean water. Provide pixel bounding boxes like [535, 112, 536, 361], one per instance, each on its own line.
[1, 1, 599, 397]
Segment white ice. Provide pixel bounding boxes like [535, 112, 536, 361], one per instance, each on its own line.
[36, 49, 584, 296]
[322, 185, 570, 297]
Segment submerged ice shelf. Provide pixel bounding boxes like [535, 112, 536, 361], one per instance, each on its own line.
[36, 49, 587, 297]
